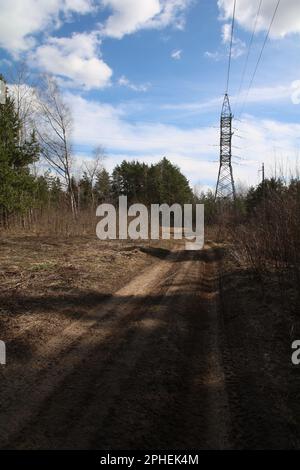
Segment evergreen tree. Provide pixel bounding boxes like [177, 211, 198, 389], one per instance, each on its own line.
[34, 174, 51, 209]
[111, 158, 193, 205]
[112, 160, 148, 203]
[78, 172, 93, 210]
[246, 177, 285, 214]
[0, 76, 39, 223]
[94, 168, 112, 203]
[49, 176, 63, 207]
[149, 157, 193, 205]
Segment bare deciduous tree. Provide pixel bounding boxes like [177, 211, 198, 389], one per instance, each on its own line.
[82, 145, 106, 208]
[8, 62, 37, 145]
[35, 75, 77, 217]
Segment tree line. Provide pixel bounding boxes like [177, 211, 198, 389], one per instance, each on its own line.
[1, 68, 299, 236]
[0, 71, 194, 229]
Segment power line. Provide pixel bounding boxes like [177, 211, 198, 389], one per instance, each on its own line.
[238, 0, 281, 118]
[235, 0, 263, 112]
[225, 0, 237, 94]
[215, 0, 237, 201]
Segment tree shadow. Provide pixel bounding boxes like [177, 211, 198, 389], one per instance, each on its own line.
[140, 245, 225, 262]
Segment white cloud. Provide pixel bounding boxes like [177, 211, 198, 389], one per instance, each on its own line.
[66, 93, 218, 158]
[101, 0, 160, 38]
[221, 22, 246, 58]
[162, 83, 295, 113]
[291, 80, 300, 105]
[32, 33, 112, 89]
[204, 51, 223, 61]
[0, 0, 94, 54]
[221, 22, 231, 43]
[118, 75, 151, 92]
[205, 21, 246, 62]
[238, 84, 293, 105]
[231, 116, 300, 186]
[218, 0, 300, 38]
[101, 0, 192, 39]
[146, 0, 192, 30]
[65, 93, 300, 187]
[0, 0, 192, 55]
[0, 0, 192, 91]
[171, 49, 182, 60]
[0, 58, 12, 67]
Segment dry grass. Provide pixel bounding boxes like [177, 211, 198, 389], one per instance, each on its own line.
[229, 193, 300, 305]
[0, 235, 162, 345]
[219, 246, 300, 448]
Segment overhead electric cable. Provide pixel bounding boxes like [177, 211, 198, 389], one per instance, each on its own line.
[235, 0, 263, 111]
[225, 0, 237, 94]
[238, 0, 281, 117]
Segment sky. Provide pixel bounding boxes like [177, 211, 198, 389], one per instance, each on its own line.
[0, 0, 300, 191]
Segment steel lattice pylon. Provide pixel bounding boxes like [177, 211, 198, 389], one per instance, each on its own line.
[215, 93, 236, 201]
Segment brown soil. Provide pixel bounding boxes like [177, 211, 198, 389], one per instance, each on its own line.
[0, 236, 156, 349]
[0, 238, 230, 449]
[219, 248, 300, 449]
[0, 236, 299, 449]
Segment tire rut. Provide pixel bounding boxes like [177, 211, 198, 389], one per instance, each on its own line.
[2, 245, 230, 450]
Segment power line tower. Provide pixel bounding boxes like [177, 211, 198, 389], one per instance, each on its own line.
[215, 93, 236, 200]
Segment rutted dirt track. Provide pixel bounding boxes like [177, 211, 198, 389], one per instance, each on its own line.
[0, 243, 231, 450]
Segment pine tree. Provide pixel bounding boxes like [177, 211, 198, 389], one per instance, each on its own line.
[78, 172, 93, 210]
[0, 77, 39, 225]
[94, 168, 112, 204]
[111, 158, 193, 206]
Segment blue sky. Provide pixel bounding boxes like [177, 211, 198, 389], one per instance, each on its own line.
[0, 0, 300, 190]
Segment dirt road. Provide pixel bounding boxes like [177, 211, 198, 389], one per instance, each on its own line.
[0, 243, 231, 450]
